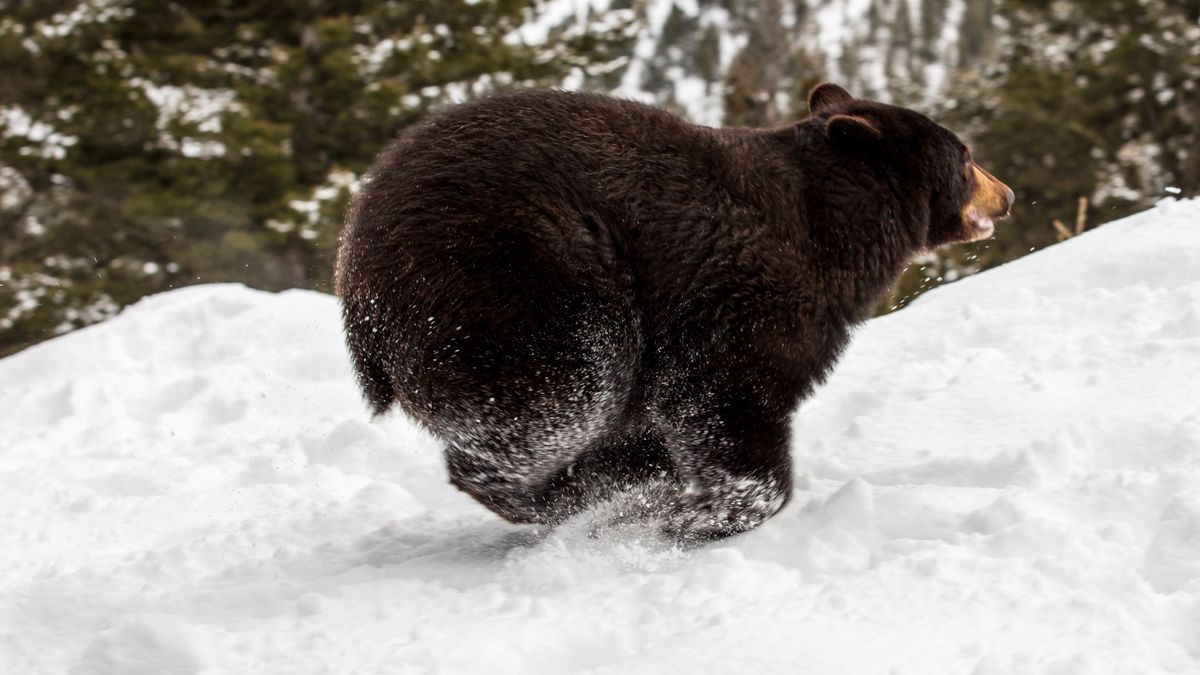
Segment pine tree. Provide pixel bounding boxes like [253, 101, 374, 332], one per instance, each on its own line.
[884, 0, 1200, 314]
[723, 1, 776, 126]
[919, 0, 948, 61]
[0, 0, 631, 356]
[890, 0, 917, 83]
[957, 0, 997, 68]
[694, 24, 723, 93]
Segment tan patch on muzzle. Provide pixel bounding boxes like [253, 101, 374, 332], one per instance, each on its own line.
[962, 162, 1015, 242]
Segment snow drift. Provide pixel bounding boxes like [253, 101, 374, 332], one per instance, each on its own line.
[2, 199, 1199, 674]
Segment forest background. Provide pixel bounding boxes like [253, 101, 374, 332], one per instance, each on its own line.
[2, 0, 1197, 356]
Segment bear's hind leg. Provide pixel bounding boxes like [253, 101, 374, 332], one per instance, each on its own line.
[439, 318, 638, 526]
[445, 443, 565, 525]
[447, 431, 677, 526]
[533, 431, 679, 522]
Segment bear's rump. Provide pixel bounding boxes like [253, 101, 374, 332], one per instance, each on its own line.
[374, 220, 641, 462]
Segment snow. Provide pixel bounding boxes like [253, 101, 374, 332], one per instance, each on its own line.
[33, 0, 132, 39]
[127, 79, 240, 159]
[517, 0, 614, 45]
[0, 106, 78, 160]
[3, 199, 1200, 673]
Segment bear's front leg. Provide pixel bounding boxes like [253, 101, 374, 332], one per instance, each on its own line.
[662, 466, 792, 542]
[651, 384, 795, 542]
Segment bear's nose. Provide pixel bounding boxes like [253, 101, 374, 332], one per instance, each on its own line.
[1000, 186, 1015, 218]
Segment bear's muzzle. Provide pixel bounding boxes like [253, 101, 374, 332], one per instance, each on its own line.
[962, 162, 1015, 241]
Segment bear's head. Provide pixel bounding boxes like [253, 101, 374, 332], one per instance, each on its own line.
[807, 83, 1014, 249]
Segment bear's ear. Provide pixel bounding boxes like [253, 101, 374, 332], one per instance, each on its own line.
[826, 114, 883, 149]
[808, 83, 854, 115]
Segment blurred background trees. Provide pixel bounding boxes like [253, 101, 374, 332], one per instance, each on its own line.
[1, 0, 1197, 356]
[888, 0, 1200, 310]
[0, 0, 632, 354]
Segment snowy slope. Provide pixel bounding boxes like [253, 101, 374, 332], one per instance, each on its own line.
[2, 199, 1200, 674]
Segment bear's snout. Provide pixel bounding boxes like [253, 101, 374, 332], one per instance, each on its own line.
[962, 162, 1014, 241]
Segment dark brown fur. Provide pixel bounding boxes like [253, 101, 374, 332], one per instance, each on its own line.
[335, 84, 1012, 541]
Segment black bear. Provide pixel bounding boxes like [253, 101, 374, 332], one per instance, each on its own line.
[336, 83, 1013, 541]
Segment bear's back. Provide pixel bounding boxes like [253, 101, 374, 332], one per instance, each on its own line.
[352, 90, 717, 237]
[338, 90, 778, 322]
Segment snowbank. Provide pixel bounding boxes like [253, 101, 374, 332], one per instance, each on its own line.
[2, 200, 1199, 674]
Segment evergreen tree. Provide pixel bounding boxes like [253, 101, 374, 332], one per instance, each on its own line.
[693, 24, 723, 93]
[0, 0, 630, 356]
[957, 0, 996, 67]
[885, 0, 1200, 313]
[8, 0, 1190, 351]
[723, 0, 827, 127]
[889, 0, 917, 83]
[969, 1, 1200, 250]
[919, 0, 948, 61]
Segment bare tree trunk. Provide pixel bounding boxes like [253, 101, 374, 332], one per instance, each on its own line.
[758, 0, 786, 126]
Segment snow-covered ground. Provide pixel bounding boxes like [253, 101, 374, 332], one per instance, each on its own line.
[2, 199, 1199, 674]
